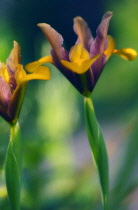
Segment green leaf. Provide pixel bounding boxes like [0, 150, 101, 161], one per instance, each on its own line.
[5, 121, 22, 210]
[84, 96, 109, 210]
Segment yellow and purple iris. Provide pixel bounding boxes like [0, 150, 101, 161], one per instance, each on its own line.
[0, 41, 50, 123]
[26, 11, 137, 96]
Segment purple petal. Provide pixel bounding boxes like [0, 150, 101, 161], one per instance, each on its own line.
[91, 55, 106, 83]
[6, 41, 21, 73]
[51, 48, 72, 78]
[51, 49, 84, 93]
[38, 23, 68, 60]
[0, 103, 10, 121]
[90, 11, 113, 56]
[73, 16, 94, 51]
[89, 12, 112, 83]
[6, 41, 20, 91]
[38, 23, 71, 80]
[8, 83, 27, 122]
[7, 68, 17, 92]
[0, 76, 12, 108]
[38, 23, 85, 92]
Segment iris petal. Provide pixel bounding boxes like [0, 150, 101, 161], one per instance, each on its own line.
[104, 35, 116, 60]
[37, 23, 67, 60]
[69, 43, 90, 62]
[61, 55, 99, 74]
[6, 41, 21, 73]
[25, 66, 50, 81]
[25, 56, 53, 72]
[90, 11, 113, 56]
[73, 16, 93, 51]
[16, 64, 50, 84]
[113, 48, 137, 61]
[0, 63, 10, 83]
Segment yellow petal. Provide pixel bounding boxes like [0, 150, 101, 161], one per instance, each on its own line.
[69, 43, 90, 62]
[25, 56, 53, 72]
[15, 64, 26, 84]
[38, 56, 53, 63]
[25, 61, 40, 73]
[104, 35, 116, 61]
[113, 48, 137, 60]
[16, 64, 50, 84]
[25, 66, 50, 81]
[61, 55, 99, 74]
[0, 62, 10, 82]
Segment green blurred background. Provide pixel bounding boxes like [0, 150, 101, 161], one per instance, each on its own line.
[0, 0, 138, 209]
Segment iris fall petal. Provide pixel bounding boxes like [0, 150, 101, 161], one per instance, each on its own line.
[113, 48, 137, 60]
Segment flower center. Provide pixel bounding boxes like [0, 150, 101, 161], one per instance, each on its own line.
[61, 43, 99, 74]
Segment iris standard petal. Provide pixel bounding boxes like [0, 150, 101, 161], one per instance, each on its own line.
[73, 16, 93, 51]
[6, 41, 21, 73]
[0, 76, 12, 107]
[97, 11, 113, 40]
[37, 23, 67, 60]
[90, 11, 113, 56]
[7, 83, 27, 123]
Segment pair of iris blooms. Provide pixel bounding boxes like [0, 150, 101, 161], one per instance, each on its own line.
[0, 11, 137, 123]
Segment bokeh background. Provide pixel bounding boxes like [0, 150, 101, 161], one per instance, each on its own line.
[0, 0, 138, 209]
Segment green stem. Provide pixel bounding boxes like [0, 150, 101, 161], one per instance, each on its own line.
[84, 96, 109, 210]
[5, 121, 22, 210]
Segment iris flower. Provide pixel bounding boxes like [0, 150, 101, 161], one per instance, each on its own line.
[0, 41, 50, 123]
[26, 11, 137, 96]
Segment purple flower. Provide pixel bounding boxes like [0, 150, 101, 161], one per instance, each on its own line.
[28, 11, 137, 96]
[0, 42, 50, 123]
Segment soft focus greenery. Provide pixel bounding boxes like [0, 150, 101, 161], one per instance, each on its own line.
[0, 0, 138, 209]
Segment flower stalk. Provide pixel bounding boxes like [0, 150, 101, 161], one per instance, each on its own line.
[84, 96, 109, 210]
[5, 121, 22, 210]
